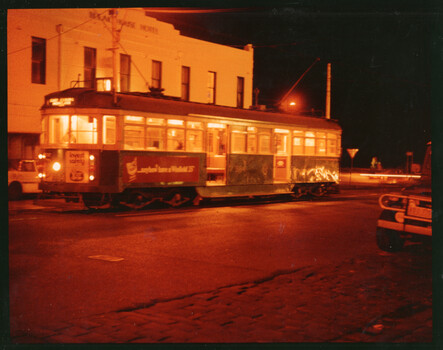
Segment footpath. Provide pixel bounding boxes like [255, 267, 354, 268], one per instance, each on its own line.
[11, 250, 432, 344]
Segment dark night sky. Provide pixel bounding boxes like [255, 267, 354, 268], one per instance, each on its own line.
[145, 3, 440, 168]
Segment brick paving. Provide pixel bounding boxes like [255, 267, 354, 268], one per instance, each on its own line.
[10, 248, 432, 344]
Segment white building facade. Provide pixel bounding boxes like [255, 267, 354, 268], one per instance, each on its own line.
[7, 8, 254, 160]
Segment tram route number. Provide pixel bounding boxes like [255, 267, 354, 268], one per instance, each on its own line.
[122, 155, 200, 184]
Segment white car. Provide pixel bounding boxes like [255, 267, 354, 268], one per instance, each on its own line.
[8, 160, 42, 200]
[376, 142, 431, 252]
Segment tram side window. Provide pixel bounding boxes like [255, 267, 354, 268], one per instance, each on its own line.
[124, 115, 145, 150]
[49, 115, 69, 144]
[231, 126, 247, 153]
[70, 115, 98, 144]
[247, 127, 257, 154]
[186, 121, 203, 152]
[305, 131, 316, 155]
[292, 130, 304, 155]
[316, 132, 326, 155]
[167, 119, 185, 151]
[124, 126, 145, 149]
[258, 129, 272, 154]
[146, 117, 165, 150]
[275, 130, 289, 155]
[103, 115, 116, 144]
[327, 133, 338, 156]
[41, 116, 47, 144]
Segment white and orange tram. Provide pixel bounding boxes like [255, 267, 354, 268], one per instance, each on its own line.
[38, 88, 342, 208]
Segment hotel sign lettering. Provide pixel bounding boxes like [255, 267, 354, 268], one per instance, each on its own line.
[89, 11, 159, 34]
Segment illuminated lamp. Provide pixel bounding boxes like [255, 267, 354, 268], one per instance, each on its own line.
[289, 101, 296, 106]
[38, 173, 45, 178]
[38, 153, 46, 159]
[52, 162, 61, 171]
[89, 175, 95, 181]
[89, 155, 95, 161]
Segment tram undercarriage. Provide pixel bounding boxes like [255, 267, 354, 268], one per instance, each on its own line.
[43, 182, 338, 210]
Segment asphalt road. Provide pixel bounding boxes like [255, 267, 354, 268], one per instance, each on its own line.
[7, 190, 432, 343]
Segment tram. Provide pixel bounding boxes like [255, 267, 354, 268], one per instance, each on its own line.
[38, 87, 342, 208]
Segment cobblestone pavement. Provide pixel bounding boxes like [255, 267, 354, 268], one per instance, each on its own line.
[11, 246, 432, 344]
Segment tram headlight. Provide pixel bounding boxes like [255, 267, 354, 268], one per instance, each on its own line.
[52, 162, 61, 171]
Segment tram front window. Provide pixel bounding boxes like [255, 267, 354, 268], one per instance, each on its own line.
[70, 115, 98, 144]
[49, 115, 69, 144]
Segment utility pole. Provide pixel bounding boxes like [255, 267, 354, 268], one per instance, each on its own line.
[325, 63, 331, 119]
[56, 24, 63, 91]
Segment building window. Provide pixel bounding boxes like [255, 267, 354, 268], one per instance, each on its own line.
[120, 54, 131, 92]
[181, 66, 190, 101]
[31, 37, 46, 84]
[207, 71, 216, 104]
[237, 77, 244, 108]
[152, 60, 162, 89]
[84, 47, 96, 89]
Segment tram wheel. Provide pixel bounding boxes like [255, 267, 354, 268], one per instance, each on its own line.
[83, 193, 112, 209]
[291, 187, 304, 199]
[164, 190, 191, 208]
[124, 191, 155, 210]
[310, 185, 327, 197]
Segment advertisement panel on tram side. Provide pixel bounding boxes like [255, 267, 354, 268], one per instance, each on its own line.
[121, 154, 201, 185]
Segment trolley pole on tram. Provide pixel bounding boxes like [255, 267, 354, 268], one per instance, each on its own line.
[110, 9, 119, 105]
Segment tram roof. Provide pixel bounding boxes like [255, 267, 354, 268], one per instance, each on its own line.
[43, 88, 341, 131]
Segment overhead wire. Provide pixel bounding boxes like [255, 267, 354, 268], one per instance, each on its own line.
[96, 9, 151, 90]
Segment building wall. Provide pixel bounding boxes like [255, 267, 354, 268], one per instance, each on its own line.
[7, 8, 254, 158]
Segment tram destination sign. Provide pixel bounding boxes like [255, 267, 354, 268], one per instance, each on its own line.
[47, 97, 75, 107]
[122, 155, 200, 184]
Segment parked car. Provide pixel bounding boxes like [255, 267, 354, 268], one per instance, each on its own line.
[375, 142, 431, 252]
[8, 159, 42, 200]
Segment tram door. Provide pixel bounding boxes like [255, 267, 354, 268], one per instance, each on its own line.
[206, 124, 227, 184]
[274, 129, 290, 182]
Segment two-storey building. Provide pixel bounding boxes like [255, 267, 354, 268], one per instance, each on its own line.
[7, 8, 254, 160]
